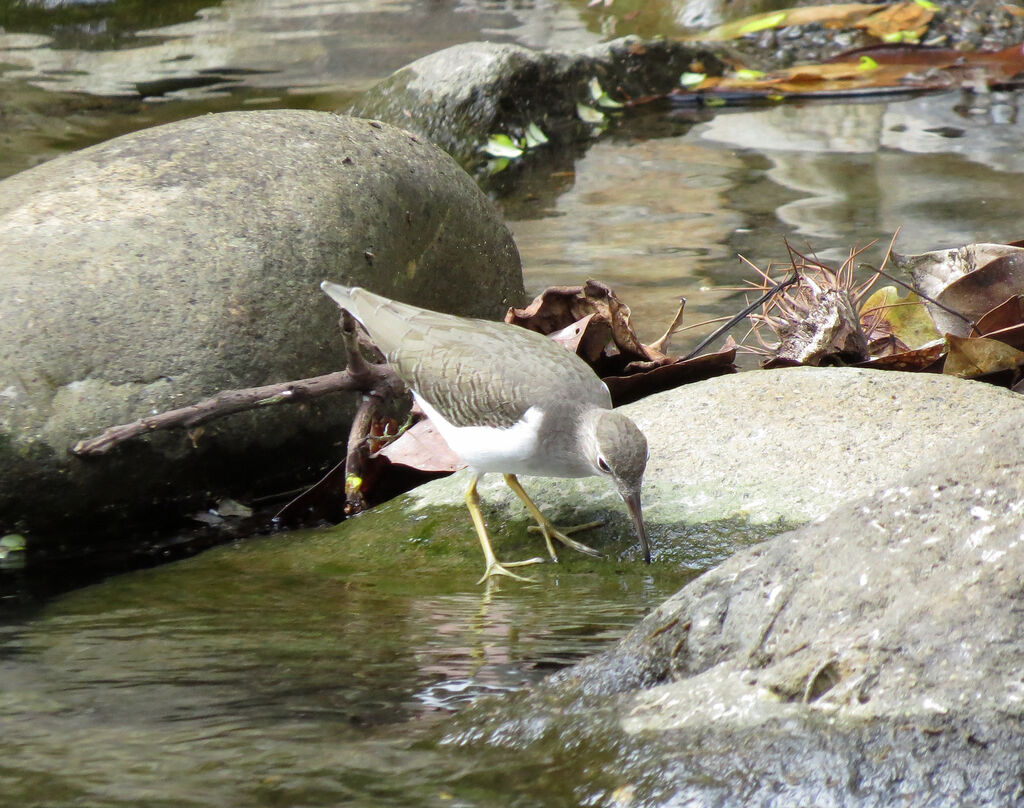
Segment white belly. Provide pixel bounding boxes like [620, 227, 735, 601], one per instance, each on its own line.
[415, 395, 590, 478]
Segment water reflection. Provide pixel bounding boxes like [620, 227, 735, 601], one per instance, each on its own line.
[0, 0, 599, 98]
[509, 92, 1024, 348]
[0, 532, 685, 805]
[698, 92, 1024, 251]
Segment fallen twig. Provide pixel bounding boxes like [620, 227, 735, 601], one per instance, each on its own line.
[72, 312, 405, 456]
[683, 268, 800, 360]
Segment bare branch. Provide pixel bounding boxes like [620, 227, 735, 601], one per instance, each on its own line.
[72, 365, 402, 456]
[342, 394, 384, 514]
[72, 310, 406, 457]
[683, 268, 800, 360]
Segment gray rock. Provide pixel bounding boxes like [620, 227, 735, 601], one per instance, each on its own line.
[349, 37, 724, 166]
[0, 109, 523, 538]
[439, 370, 1024, 805]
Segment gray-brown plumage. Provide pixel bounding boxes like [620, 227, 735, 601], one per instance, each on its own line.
[334, 286, 609, 428]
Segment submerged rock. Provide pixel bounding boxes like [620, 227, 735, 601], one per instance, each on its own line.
[438, 370, 1024, 805]
[0, 109, 523, 541]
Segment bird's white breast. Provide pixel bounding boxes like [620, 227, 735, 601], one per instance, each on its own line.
[414, 395, 590, 477]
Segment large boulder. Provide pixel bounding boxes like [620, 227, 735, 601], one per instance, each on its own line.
[0, 109, 523, 539]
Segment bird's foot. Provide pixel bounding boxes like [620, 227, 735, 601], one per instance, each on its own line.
[476, 556, 546, 585]
[528, 520, 604, 560]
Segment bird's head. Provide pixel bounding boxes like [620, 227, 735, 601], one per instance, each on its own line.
[587, 409, 651, 563]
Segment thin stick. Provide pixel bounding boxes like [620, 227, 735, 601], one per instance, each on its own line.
[72, 311, 404, 456]
[344, 394, 380, 513]
[682, 268, 800, 360]
[866, 265, 975, 329]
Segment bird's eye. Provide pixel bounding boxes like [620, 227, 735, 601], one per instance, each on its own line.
[597, 456, 611, 473]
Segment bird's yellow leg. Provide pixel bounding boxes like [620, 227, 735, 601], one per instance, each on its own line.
[502, 474, 604, 561]
[465, 475, 544, 584]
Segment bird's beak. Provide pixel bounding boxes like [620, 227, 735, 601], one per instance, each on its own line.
[621, 487, 651, 564]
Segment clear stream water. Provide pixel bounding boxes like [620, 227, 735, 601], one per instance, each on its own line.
[3, 0, 1024, 804]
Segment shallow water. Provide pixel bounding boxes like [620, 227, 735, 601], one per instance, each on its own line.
[0, 518, 693, 807]
[5, 4, 1024, 350]
[508, 90, 1024, 345]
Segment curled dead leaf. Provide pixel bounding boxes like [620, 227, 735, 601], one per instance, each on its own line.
[605, 339, 737, 406]
[894, 243, 1024, 336]
[943, 333, 1024, 379]
[974, 295, 1024, 336]
[855, 342, 945, 372]
[936, 252, 1024, 337]
[509, 280, 736, 400]
[506, 279, 658, 365]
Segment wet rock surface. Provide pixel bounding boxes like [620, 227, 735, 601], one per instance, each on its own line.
[0, 109, 523, 540]
[349, 37, 724, 168]
[434, 369, 1024, 805]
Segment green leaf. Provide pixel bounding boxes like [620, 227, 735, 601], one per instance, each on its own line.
[734, 68, 766, 80]
[705, 97, 727, 107]
[524, 122, 549, 148]
[588, 77, 623, 108]
[913, 0, 937, 9]
[482, 134, 524, 158]
[486, 157, 511, 175]
[0, 534, 25, 551]
[576, 103, 606, 124]
[679, 71, 707, 88]
[860, 287, 940, 349]
[857, 55, 879, 70]
[881, 29, 920, 43]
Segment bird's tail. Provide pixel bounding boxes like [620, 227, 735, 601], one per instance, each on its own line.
[320, 281, 423, 355]
[320, 280, 358, 312]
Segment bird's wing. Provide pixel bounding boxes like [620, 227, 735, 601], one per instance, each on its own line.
[339, 287, 610, 428]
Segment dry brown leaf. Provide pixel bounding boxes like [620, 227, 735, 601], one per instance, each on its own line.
[943, 333, 1024, 378]
[855, 1, 933, 39]
[973, 295, 1024, 336]
[975, 322, 1024, 352]
[698, 3, 883, 41]
[604, 339, 737, 406]
[548, 313, 596, 354]
[665, 42, 1024, 103]
[855, 342, 945, 372]
[506, 280, 659, 367]
[937, 252, 1024, 337]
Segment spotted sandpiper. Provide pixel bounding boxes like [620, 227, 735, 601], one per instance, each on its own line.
[321, 282, 650, 583]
